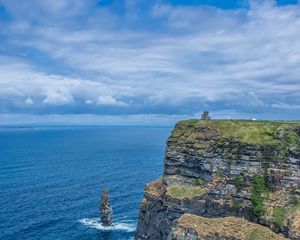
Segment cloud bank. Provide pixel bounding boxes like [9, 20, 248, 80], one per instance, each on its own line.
[0, 0, 299, 124]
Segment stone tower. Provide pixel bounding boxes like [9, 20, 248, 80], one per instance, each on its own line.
[201, 111, 211, 120]
[99, 189, 113, 226]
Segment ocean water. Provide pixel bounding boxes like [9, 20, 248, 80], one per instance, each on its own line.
[0, 126, 172, 240]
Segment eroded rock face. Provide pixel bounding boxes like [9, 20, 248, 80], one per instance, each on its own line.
[100, 189, 113, 226]
[135, 120, 300, 240]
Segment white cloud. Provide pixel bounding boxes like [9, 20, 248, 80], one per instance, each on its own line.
[0, 0, 95, 22]
[97, 95, 127, 107]
[0, 0, 299, 119]
[25, 97, 34, 105]
[25, 3, 299, 101]
[85, 100, 93, 105]
[271, 103, 300, 110]
[0, 57, 134, 108]
[43, 90, 74, 105]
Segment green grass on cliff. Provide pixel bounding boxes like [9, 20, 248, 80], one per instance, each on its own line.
[177, 214, 286, 240]
[175, 119, 300, 145]
[250, 175, 269, 216]
[166, 185, 207, 199]
[273, 208, 286, 227]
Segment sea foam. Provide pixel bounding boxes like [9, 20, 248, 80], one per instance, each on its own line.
[79, 218, 136, 232]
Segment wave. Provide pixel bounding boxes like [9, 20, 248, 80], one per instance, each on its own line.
[79, 218, 136, 232]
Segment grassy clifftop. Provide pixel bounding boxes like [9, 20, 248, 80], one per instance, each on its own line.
[172, 119, 300, 145]
[174, 214, 286, 240]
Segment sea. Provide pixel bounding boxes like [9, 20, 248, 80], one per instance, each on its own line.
[0, 126, 172, 240]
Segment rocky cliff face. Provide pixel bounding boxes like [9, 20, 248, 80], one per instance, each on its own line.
[135, 120, 300, 240]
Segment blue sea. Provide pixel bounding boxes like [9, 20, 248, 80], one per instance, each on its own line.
[0, 126, 172, 240]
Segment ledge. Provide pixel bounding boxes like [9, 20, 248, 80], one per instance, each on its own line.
[173, 214, 287, 240]
[166, 185, 207, 199]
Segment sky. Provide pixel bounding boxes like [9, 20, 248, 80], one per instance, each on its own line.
[0, 0, 299, 125]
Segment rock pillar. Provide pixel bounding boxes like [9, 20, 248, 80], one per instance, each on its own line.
[99, 189, 113, 226]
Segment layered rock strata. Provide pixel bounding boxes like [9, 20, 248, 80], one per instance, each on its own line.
[135, 120, 300, 240]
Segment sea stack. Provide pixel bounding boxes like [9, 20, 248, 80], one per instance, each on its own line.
[99, 189, 113, 226]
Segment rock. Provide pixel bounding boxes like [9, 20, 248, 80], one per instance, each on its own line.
[100, 189, 113, 226]
[135, 120, 300, 240]
[287, 210, 300, 240]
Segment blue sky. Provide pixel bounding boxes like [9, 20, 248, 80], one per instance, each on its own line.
[0, 0, 299, 125]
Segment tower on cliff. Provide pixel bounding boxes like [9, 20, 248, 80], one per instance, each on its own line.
[201, 111, 211, 120]
[99, 189, 113, 226]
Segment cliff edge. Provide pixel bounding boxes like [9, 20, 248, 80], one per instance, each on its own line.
[135, 120, 300, 240]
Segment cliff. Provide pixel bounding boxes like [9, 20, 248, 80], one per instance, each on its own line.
[135, 120, 300, 240]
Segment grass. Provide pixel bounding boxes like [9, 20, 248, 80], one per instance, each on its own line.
[249, 230, 274, 240]
[166, 185, 206, 199]
[194, 178, 204, 186]
[250, 175, 269, 216]
[176, 214, 285, 240]
[207, 121, 279, 144]
[289, 195, 300, 213]
[290, 196, 300, 207]
[234, 176, 245, 190]
[175, 119, 300, 145]
[273, 208, 286, 227]
[231, 199, 242, 209]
